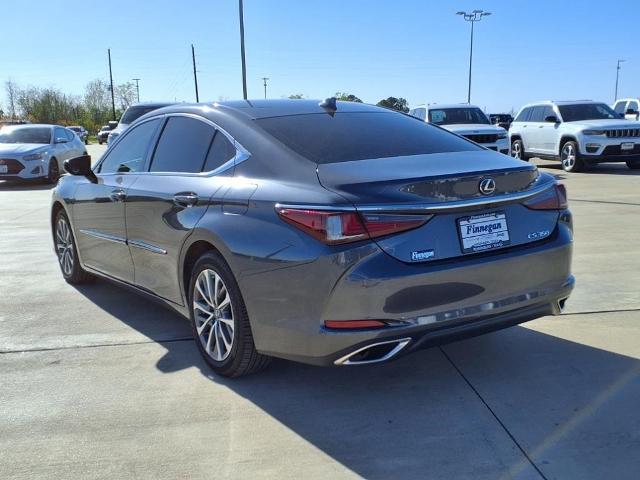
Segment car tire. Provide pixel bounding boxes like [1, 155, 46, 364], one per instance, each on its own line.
[560, 141, 585, 172]
[626, 160, 640, 170]
[511, 139, 528, 161]
[54, 210, 94, 284]
[188, 251, 271, 377]
[46, 158, 60, 184]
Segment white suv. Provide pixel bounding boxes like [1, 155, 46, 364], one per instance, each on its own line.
[612, 98, 640, 121]
[509, 100, 640, 172]
[409, 104, 509, 155]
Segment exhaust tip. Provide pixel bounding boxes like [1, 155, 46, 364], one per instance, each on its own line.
[334, 338, 411, 366]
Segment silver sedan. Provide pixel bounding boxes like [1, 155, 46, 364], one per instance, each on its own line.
[0, 124, 86, 183]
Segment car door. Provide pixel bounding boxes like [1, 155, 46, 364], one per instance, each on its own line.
[72, 118, 161, 282]
[125, 114, 241, 304]
[536, 105, 561, 155]
[525, 106, 546, 153]
[52, 127, 73, 161]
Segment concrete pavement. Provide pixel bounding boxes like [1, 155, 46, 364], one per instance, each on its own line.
[0, 147, 638, 479]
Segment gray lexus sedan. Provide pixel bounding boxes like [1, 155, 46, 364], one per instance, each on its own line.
[51, 99, 574, 377]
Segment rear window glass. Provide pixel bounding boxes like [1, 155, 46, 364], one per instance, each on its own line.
[256, 112, 480, 164]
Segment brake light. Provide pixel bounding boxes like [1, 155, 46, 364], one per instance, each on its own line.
[277, 208, 430, 245]
[524, 184, 568, 210]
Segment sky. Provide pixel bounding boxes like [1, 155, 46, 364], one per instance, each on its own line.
[2, 0, 639, 114]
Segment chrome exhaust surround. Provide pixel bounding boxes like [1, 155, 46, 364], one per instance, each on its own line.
[334, 338, 412, 366]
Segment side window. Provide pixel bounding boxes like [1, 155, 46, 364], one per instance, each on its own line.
[203, 131, 237, 172]
[65, 129, 75, 141]
[150, 116, 216, 173]
[628, 101, 639, 112]
[54, 127, 67, 143]
[414, 108, 426, 120]
[613, 101, 627, 114]
[528, 106, 545, 123]
[540, 106, 554, 121]
[98, 119, 160, 174]
[514, 107, 531, 122]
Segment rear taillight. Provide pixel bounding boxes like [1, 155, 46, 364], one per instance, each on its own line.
[277, 208, 430, 245]
[524, 184, 568, 210]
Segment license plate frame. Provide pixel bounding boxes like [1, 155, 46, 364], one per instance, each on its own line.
[621, 142, 635, 152]
[457, 211, 511, 254]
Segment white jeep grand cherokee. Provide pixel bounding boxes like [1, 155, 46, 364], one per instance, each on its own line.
[509, 100, 640, 172]
[409, 104, 509, 155]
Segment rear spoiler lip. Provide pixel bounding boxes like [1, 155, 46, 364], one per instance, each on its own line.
[275, 179, 557, 216]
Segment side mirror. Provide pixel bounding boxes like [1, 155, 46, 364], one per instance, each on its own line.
[544, 115, 559, 123]
[64, 155, 98, 183]
[626, 108, 638, 115]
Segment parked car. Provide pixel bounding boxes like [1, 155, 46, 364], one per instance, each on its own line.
[409, 104, 509, 154]
[108, 102, 172, 144]
[68, 125, 88, 144]
[490, 113, 513, 130]
[612, 98, 640, 121]
[97, 125, 112, 144]
[0, 124, 86, 183]
[509, 100, 640, 172]
[53, 99, 574, 377]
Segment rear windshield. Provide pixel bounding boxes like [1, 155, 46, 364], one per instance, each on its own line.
[0, 127, 51, 144]
[256, 112, 480, 164]
[120, 105, 166, 124]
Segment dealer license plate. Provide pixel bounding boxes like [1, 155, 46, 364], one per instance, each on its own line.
[458, 211, 510, 254]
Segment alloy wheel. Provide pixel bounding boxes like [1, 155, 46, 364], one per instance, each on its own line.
[512, 141, 521, 159]
[193, 269, 235, 361]
[55, 217, 74, 276]
[561, 144, 576, 170]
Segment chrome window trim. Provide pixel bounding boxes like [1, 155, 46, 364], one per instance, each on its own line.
[139, 112, 250, 178]
[129, 239, 167, 255]
[79, 229, 127, 245]
[276, 181, 556, 215]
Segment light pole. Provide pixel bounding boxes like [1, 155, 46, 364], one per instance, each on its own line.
[614, 59, 625, 102]
[456, 10, 491, 103]
[262, 77, 269, 99]
[132, 78, 140, 102]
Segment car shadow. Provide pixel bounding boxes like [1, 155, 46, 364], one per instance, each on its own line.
[0, 180, 54, 190]
[73, 278, 640, 479]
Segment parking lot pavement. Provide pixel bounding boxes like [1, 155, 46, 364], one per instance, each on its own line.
[1, 153, 639, 479]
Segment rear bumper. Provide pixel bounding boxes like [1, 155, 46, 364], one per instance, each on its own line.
[247, 215, 574, 366]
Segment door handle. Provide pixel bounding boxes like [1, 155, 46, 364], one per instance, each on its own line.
[110, 189, 126, 202]
[173, 192, 198, 207]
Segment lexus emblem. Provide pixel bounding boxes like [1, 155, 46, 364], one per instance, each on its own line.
[479, 178, 496, 195]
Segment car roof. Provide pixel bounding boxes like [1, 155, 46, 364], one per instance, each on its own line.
[522, 100, 605, 108]
[413, 103, 482, 110]
[213, 99, 382, 119]
[0, 123, 56, 129]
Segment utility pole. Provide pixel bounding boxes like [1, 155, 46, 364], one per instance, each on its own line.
[239, 0, 248, 99]
[132, 78, 140, 102]
[108, 48, 116, 120]
[191, 44, 200, 102]
[261, 77, 269, 99]
[456, 10, 491, 103]
[614, 59, 625, 102]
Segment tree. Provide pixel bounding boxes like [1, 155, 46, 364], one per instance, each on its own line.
[83, 79, 112, 132]
[335, 92, 362, 103]
[287, 93, 306, 99]
[376, 97, 409, 113]
[115, 82, 137, 111]
[5, 80, 19, 119]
